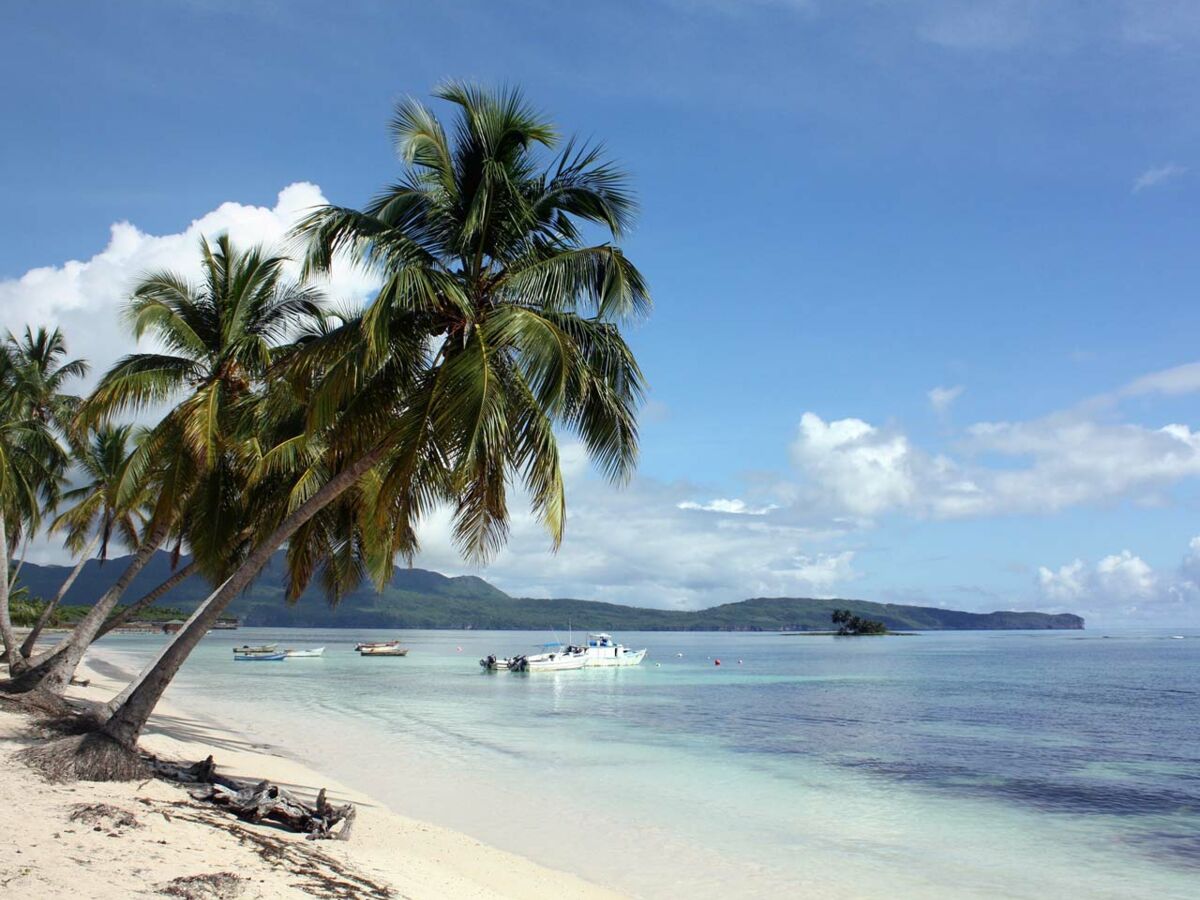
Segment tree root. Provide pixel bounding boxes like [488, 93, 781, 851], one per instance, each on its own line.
[0, 685, 74, 718]
[16, 731, 151, 782]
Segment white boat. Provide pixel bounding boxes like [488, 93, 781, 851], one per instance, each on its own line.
[583, 633, 647, 667]
[285, 647, 325, 658]
[510, 644, 589, 672]
[355, 640, 401, 651]
[360, 645, 409, 656]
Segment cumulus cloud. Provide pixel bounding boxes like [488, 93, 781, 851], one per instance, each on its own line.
[790, 405, 1200, 521]
[928, 384, 964, 413]
[1132, 163, 1187, 193]
[0, 182, 379, 389]
[1037, 538, 1200, 622]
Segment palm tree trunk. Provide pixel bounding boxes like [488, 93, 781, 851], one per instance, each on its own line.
[96, 561, 197, 640]
[0, 517, 21, 670]
[101, 448, 385, 749]
[16, 535, 101, 663]
[8, 536, 28, 591]
[6, 524, 167, 695]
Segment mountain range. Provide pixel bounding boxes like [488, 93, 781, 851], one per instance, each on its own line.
[15, 552, 1085, 631]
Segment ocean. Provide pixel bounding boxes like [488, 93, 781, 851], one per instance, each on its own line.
[95, 627, 1200, 899]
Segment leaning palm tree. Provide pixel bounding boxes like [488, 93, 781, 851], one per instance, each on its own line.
[5, 236, 325, 699]
[36, 84, 651, 780]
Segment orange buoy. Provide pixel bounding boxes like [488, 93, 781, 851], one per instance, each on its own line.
[714, 659, 722, 666]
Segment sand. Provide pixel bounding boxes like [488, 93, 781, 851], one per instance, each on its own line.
[0, 654, 625, 899]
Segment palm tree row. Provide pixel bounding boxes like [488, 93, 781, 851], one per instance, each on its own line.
[3, 83, 650, 780]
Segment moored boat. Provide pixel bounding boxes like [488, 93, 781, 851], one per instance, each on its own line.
[234, 650, 285, 661]
[359, 645, 409, 656]
[284, 647, 325, 658]
[232, 643, 278, 655]
[510, 643, 589, 672]
[583, 633, 646, 667]
[355, 640, 401, 651]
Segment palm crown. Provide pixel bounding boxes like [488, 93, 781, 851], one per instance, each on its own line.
[295, 82, 650, 563]
[86, 234, 327, 575]
[50, 424, 146, 560]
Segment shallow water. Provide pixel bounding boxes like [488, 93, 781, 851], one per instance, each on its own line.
[96, 628, 1200, 899]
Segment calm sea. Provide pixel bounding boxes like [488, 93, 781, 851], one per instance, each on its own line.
[94, 628, 1200, 899]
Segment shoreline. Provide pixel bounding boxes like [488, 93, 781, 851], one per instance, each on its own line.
[1, 649, 625, 899]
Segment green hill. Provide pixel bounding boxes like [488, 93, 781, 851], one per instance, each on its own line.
[14, 552, 1083, 631]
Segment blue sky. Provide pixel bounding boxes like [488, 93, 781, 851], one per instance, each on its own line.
[3, 1, 1199, 624]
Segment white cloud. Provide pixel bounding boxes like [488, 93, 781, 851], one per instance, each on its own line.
[1132, 163, 1187, 193]
[677, 498, 778, 515]
[1037, 538, 1200, 623]
[0, 182, 379, 390]
[1119, 361, 1200, 398]
[790, 406, 1200, 521]
[790, 413, 923, 517]
[928, 384, 964, 413]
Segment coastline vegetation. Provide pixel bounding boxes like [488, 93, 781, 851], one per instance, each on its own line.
[831, 609, 889, 636]
[0, 83, 650, 780]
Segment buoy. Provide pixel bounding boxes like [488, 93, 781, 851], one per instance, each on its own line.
[655, 662, 661, 667]
[714, 659, 722, 666]
[456, 646, 463, 652]
[676, 652, 683, 657]
[738, 659, 743, 665]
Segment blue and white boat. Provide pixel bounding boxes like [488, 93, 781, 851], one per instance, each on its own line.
[233, 643, 285, 661]
[584, 633, 647, 667]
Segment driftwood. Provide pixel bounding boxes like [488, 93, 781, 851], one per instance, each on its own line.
[154, 754, 355, 840]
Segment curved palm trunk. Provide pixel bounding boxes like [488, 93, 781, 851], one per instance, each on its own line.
[17, 535, 101, 662]
[96, 561, 197, 640]
[0, 518, 21, 670]
[101, 448, 384, 748]
[6, 525, 167, 695]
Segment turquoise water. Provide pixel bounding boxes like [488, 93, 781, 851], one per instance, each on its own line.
[95, 628, 1200, 899]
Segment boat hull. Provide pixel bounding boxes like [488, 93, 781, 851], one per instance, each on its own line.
[585, 647, 646, 667]
[234, 652, 285, 661]
[517, 651, 589, 671]
[285, 647, 325, 658]
[360, 647, 409, 656]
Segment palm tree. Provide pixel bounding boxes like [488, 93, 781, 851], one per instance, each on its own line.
[47, 84, 650, 779]
[0, 348, 69, 669]
[4, 326, 89, 435]
[6, 236, 325, 699]
[14, 425, 146, 666]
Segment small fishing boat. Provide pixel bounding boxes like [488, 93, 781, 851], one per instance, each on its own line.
[232, 644, 277, 655]
[234, 650, 285, 661]
[355, 640, 401, 651]
[583, 633, 647, 667]
[284, 647, 325, 658]
[359, 645, 409, 657]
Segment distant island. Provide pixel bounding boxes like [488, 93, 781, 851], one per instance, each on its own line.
[16, 552, 1085, 632]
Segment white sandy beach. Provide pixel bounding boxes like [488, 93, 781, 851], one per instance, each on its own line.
[0, 652, 625, 899]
